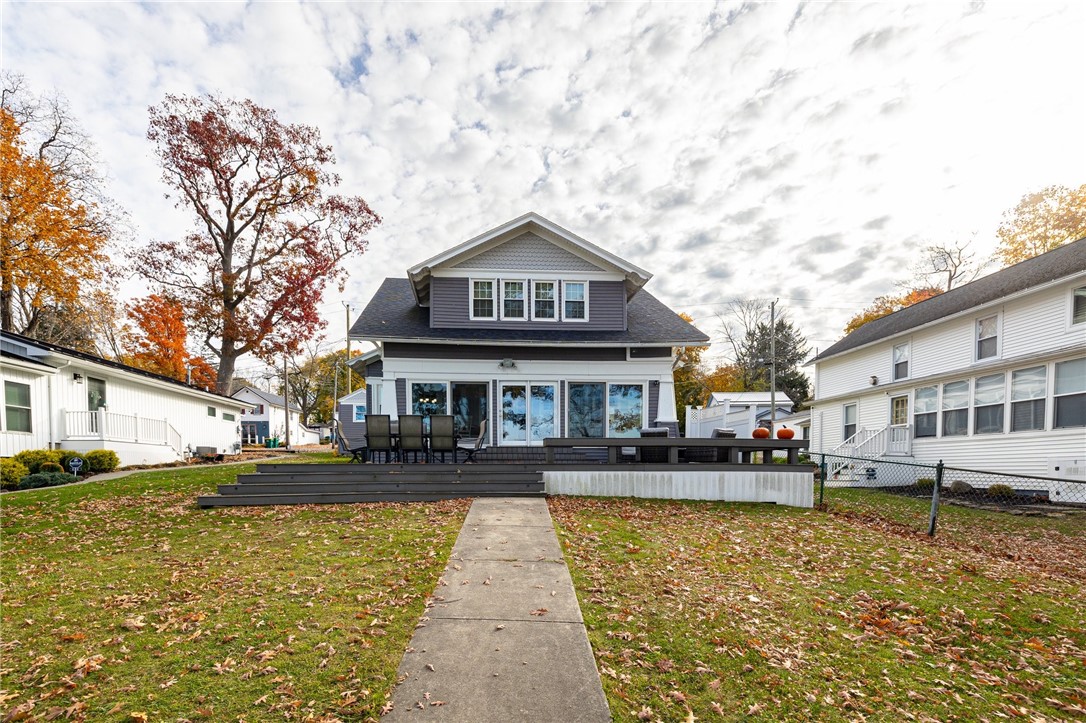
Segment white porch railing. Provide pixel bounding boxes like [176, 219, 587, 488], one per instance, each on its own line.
[827, 424, 912, 478]
[63, 409, 184, 457]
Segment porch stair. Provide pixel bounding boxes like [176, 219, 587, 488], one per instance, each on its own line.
[825, 424, 914, 486]
[197, 462, 547, 508]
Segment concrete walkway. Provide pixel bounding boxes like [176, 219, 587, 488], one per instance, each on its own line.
[386, 497, 611, 722]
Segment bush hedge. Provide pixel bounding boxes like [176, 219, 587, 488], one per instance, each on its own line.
[915, 477, 936, 491]
[2, 458, 29, 491]
[12, 449, 63, 474]
[987, 483, 1016, 498]
[17, 472, 78, 490]
[85, 449, 120, 473]
[40, 461, 64, 473]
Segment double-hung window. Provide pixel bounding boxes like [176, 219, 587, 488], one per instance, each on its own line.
[471, 280, 495, 319]
[914, 386, 937, 438]
[892, 342, 909, 380]
[842, 403, 857, 441]
[563, 281, 587, 321]
[1054, 357, 1086, 428]
[502, 280, 526, 320]
[1073, 286, 1086, 326]
[941, 381, 969, 436]
[353, 405, 367, 423]
[973, 373, 1005, 434]
[4, 381, 32, 433]
[1010, 366, 1046, 432]
[533, 281, 556, 320]
[976, 315, 998, 360]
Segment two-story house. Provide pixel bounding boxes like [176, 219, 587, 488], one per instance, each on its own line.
[348, 213, 709, 446]
[808, 238, 1086, 479]
[231, 386, 320, 446]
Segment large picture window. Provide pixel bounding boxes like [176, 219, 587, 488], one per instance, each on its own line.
[942, 380, 969, 436]
[607, 384, 644, 438]
[566, 382, 644, 439]
[914, 386, 937, 437]
[503, 280, 526, 320]
[532, 281, 556, 320]
[4, 381, 32, 433]
[973, 373, 1005, 434]
[567, 383, 605, 437]
[411, 382, 448, 417]
[1054, 358, 1086, 428]
[1011, 366, 1046, 432]
[564, 281, 587, 321]
[471, 280, 495, 319]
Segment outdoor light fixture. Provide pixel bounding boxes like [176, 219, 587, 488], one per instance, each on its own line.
[870, 375, 879, 386]
[73, 373, 84, 382]
[498, 358, 517, 369]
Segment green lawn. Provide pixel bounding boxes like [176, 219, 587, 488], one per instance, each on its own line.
[0, 456, 469, 721]
[550, 494, 1086, 722]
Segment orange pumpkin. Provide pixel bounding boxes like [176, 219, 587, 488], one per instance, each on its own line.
[776, 427, 795, 440]
[752, 427, 771, 439]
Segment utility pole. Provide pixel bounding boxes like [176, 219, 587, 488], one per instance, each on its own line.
[332, 360, 340, 441]
[769, 298, 778, 436]
[283, 356, 291, 450]
[343, 302, 352, 394]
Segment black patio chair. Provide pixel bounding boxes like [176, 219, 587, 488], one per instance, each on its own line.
[639, 426, 670, 463]
[398, 415, 427, 463]
[458, 418, 488, 463]
[429, 415, 457, 463]
[365, 414, 396, 463]
[336, 430, 367, 464]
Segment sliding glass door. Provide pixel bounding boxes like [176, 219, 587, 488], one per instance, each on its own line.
[500, 382, 556, 445]
[451, 382, 488, 438]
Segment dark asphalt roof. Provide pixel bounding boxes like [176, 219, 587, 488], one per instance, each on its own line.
[815, 237, 1086, 362]
[233, 385, 302, 413]
[351, 278, 710, 345]
[1, 330, 242, 403]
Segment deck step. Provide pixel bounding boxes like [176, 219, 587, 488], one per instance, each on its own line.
[236, 471, 544, 485]
[198, 490, 543, 507]
[218, 481, 544, 495]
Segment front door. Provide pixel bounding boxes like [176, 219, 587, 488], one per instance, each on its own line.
[500, 382, 556, 445]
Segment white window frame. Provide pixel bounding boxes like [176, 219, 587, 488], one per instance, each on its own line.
[564, 381, 647, 438]
[1071, 285, 1086, 328]
[1053, 357, 1086, 429]
[889, 395, 909, 426]
[353, 404, 367, 423]
[501, 279, 527, 321]
[4, 380, 32, 433]
[975, 313, 1000, 362]
[469, 278, 496, 321]
[914, 385, 939, 438]
[562, 281, 589, 322]
[892, 341, 909, 381]
[972, 372, 1006, 435]
[1010, 365, 1046, 433]
[368, 382, 383, 415]
[842, 402, 858, 441]
[531, 280, 557, 321]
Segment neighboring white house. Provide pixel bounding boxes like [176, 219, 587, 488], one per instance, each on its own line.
[1, 331, 248, 466]
[232, 386, 320, 446]
[808, 238, 1086, 481]
[685, 391, 795, 438]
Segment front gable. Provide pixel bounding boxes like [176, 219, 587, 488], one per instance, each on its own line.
[450, 231, 605, 273]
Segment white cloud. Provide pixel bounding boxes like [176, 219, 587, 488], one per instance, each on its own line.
[4, 0, 1083, 362]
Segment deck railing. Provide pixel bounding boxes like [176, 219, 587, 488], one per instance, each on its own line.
[63, 409, 184, 456]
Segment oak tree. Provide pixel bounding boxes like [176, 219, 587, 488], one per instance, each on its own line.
[137, 94, 380, 394]
[996, 184, 1086, 266]
[123, 294, 217, 389]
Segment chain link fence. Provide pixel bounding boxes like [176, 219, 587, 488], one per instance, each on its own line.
[814, 452, 1086, 536]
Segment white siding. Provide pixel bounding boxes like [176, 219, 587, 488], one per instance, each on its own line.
[0, 365, 51, 456]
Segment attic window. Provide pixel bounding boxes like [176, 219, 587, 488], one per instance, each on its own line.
[471, 280, 495, 320]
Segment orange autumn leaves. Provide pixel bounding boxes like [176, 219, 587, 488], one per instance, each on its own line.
[0, 109, 107, 332]
[123, 294, 217, 389]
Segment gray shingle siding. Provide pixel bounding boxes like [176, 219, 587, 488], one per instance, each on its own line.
[451, 232, 603, 272]
[430, 278, 625, 331]
[815, 237, 1086, 362]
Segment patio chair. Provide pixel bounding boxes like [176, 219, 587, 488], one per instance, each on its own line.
[398, 415, 427, 463]
[335, 430, 367, 464]
[365, 415, 396, 463]
[458, 418, 488, 463]
[429, 415, 457, 463]
[639, 426, 670, 464]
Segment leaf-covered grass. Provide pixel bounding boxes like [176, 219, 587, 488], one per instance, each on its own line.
[551, 494, 1086, 722]
[1, 456, 469, 721]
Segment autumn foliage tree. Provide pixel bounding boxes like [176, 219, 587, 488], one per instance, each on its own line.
[844, 286, 943, 335]
[135, 95, 380, 394]
[995, 184, 1086, 266]
[122, 294, 217, 388]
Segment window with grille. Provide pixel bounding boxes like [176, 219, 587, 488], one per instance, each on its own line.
[471, 280, 495, 319]
[532, 281, 555, 320]
[564, 281, 587, 321]
[503, 280, 526, 320]
[976, 315, 998, 360]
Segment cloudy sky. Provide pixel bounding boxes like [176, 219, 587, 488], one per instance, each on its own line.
[4, 1, 1083, 372]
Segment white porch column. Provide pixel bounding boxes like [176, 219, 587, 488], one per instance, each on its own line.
[97, 408, 107, 441]
[655, 378, 678, 425]
[382, 378, 398, 421]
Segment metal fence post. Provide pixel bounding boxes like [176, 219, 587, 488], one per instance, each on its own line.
[928, 460, 944, 537]
[819, 453, 827, 507]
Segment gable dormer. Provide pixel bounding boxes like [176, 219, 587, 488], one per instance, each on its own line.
[407, 213, 651, 332]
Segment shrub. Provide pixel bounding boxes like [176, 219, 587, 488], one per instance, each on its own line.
[13, 449, 63, 474]
[987, 483, 1016, 499]
[2, 458, 29, 490]
[915, 477, 935, 491]
[17, 472, 78, 490]
[57, 451, 89, 475]
[40, 461, 64, 473]
[85, 449, 120, 474]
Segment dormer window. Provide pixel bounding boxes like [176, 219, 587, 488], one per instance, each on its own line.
[564, 281, 587, 321]
[533, 281, 556, 320]
[471, 279, 495, 320]
[502, 280, 526, 320]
